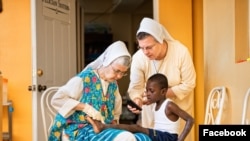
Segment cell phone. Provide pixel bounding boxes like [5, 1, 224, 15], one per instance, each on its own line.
[127, 100, 142, 111]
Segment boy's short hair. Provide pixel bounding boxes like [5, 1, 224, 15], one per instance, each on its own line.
[148, 73, 168, 89]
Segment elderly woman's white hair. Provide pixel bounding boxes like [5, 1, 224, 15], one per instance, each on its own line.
[137, 17, 175, 43]
[83, 40, 131, 71]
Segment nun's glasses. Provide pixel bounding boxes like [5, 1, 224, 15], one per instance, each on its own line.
[110, 65, 128, 76]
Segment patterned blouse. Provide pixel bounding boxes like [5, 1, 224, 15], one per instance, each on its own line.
[49, 68, 120, 140]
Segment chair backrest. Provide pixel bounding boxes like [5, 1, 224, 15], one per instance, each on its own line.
[241, 88, 250, 124]
[41, 86, 59, 139]
[204, 86, 227, 124]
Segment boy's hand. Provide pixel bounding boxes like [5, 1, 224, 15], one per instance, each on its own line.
[127, 98, 142, 114]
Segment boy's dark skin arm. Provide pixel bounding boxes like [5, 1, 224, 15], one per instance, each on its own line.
[86, 116, 149, 134]
[86, 101, 194, 141]
[166, 101, 194, 141]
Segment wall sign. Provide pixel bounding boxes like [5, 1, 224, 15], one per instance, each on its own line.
[42, 0, 70, 23]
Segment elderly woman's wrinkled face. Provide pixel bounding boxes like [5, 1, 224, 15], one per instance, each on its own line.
[104, 62, 128, 82]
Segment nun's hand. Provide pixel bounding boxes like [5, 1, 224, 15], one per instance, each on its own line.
[127, 98, 142, 114]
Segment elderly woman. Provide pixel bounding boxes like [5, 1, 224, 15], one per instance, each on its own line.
[48, 41, 151, 141]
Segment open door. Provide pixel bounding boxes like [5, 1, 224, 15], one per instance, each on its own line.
[31, 0, 77, 140]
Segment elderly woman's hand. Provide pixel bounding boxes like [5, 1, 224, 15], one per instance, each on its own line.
[83, 103, 104, 123]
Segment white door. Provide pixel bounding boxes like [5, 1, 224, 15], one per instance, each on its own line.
[31, 0, 76, 140]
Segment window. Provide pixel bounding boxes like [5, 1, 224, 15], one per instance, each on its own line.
[235, 0, 250, 63]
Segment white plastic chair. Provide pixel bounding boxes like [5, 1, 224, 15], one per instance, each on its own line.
[204, 86, 227, 124]
[241, 88, 250, 124]
[41, 86, 59, 139]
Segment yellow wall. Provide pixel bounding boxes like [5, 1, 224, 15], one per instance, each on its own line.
[0, 0, 32, 140]
[159, 0, 204, 141]
[192, 0, 205, 141]
[159, 0, 193, 53]
[204, 0, 250, 124]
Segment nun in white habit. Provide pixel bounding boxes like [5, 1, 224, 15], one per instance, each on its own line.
[127, 17, 196, 141]
[49, 40, 152, 141]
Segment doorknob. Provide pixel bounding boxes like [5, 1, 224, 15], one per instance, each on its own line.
[37, 69, 43, 77]
[28, 85, 47, 92]
[38, 85, 47, 92]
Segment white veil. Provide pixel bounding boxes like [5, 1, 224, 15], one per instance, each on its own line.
[83, 40, 131, 71]
[136, 17, 175, 43]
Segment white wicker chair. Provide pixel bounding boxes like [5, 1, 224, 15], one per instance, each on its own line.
[41, 86, 60, 139]
[204, 86, 227, 124]
[41, 86, 70, 140]
[241, 88, 250, 124]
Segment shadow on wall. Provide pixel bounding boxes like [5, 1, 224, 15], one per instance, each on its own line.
[223, 88, 232, 124]
[0, 0, 3, 13]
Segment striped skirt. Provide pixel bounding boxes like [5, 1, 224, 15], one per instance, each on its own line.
[76, 124, 152, 141]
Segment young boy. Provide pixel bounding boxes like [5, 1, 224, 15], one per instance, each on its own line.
[87, 73, 194, 141]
